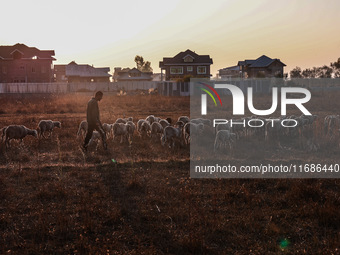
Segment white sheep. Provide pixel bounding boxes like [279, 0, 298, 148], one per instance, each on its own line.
[88, 131, 101, 147]
[150, 122, 163, 139]
[214, 130, 236, 152]
[146, 115, 156, 125]
[140, 121, 151, 137]
[161, 124, 184, 148]
[183, 122, 204, 145]
[77, 120, 88, 137]
[37, 120, 61, 138]
[115, 118, 127, 124]
[4, 125, 38, 148]
[159, 119, 170, 129]
[126, 121, 136, 143]
[177, 116, 190, 124]
[112, 123, 130, 143]
[102, 123, 113, 138]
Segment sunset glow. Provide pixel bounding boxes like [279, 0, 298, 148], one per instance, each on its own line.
[1, 0, 339, 76]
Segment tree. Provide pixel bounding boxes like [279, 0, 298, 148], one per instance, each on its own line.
[302, 67, 317, 78]
[316, 65, 333, 78]
[290, 66, 302, 78]
[331, 58, 340, 77]
[134, 55, 153, 72]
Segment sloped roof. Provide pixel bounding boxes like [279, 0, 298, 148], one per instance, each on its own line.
[117, 67, 152, 75]
[238, 55, 286, 67]
[65, 62, 111, 77]
[160, 49, 213, 67]
[219, 65, 240, 71]
[0, 43, 55, 60]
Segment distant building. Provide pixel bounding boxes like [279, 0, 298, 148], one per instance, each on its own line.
[159, 49, 213, 81]
[218, 65, 241, 79]
[0, 43, 55, 83]
[54, 61, 111, 82]
[237, 55, 286, 78]
[113, 67, 153, 82]
[151, 73, 162, 82]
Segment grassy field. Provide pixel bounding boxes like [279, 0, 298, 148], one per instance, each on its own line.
[0, 93, 340, 254]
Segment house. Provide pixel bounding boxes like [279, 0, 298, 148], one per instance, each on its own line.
[113, 67, 153, 82]
[54, 61, 111, 82]
[159, 49, 213, 81]
[0, 43, 55, 83]
[218, 65, 241, 79]
[237, 55, 286, 78]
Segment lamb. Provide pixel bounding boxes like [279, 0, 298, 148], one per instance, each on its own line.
[137, 119, 147, 136]
[77, 120, 88, 137]
[102, 123, 113, 138]
[161, 122, 184, 148]
[146, 115, 156, 125]
[140, 121, 151, 137]
[183, 122, 204, 144]
[126, 121, 136, 143]
[112, 123, 130, 143]
[150, 122, 163, 139]
[159, 119, 170, 129]
[214, 130, 236, 152]
[37, 120, 61, 138]
[88, 131, 101, 147]
[177, 116, 190, 124]
[4, 125, 38, 148]
[115, 118, 127, 124]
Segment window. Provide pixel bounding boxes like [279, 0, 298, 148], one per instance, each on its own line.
[187, 66, 193, 72]
[184, 55, 194, 62]
[20, 65, 25, 70]
[32, 67, 36, 73]
[2, 66, 7, 74]
[170, 67, 183, 74]
[197, 66, 206, 74]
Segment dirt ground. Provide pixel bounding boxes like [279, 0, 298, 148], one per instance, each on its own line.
[0, 93, 339, 254]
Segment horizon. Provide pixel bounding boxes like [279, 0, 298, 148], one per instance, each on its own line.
[1, 0, 339, 77]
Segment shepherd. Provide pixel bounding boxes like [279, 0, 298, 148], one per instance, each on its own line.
[82, 91, 107, 151]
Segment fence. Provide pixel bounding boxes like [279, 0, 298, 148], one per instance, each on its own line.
[0, 81, 159, 94]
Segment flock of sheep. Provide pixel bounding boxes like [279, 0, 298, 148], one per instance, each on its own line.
[75, 115, 206, 149]
[1, 114, 339, 153]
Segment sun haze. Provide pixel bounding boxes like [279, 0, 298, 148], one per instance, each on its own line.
[0, 0, 339, 76]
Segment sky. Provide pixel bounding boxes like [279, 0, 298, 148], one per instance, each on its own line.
[1, 0, 339, 77]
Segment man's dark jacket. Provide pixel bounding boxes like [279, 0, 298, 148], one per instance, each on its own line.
[87, 97, 100, 125]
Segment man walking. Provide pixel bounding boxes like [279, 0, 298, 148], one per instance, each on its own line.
[83, 91, 107, 151]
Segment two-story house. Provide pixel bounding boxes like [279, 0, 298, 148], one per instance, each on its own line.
[0, 43, 55, 83]
[237, 55, 286, 78]
[159, 49, 213, 81]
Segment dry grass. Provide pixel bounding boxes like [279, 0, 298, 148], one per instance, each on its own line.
[0, 93, 339, 254]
